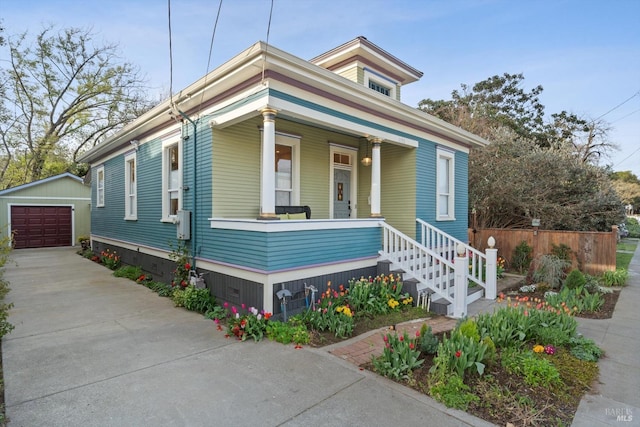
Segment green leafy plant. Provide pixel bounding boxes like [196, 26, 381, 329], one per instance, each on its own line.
[545, 285, 604, 314]
[372, 330, 423, 380]
[113, 265, 143, 280]
[169, 241, 192, 288]
[502, 349, 560, 388]
[512, 241, 533, 274]
[550, 243, 573, 263]
[347, 275, 406, 316]
[532, 254, 571, 289]
[145, 281, 174, 297]
[172, 285, 215, 313]
[599, 269, 628, 287]
[432, 329, 488, 379]
[569, 336, 603, 362]
[100, 249, 121, 270]
[563, 269, 586, 290]
[419, 324, 439, 355]
[428, 374, 479, 410]
[0, 233, 14, 339]
[217, 303, 273, 342]
[300, 281, 354, 338]
[266, 320, 310, 345]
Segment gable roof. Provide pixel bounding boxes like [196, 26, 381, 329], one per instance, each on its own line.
[0, 172, 85, 196]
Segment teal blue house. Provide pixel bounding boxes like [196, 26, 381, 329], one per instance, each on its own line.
[79, 37, 490, 317]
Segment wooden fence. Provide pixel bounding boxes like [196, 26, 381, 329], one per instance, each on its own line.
[468, 226, 618, 275]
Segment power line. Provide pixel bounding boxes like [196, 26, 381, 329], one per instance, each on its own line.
[168, 0, 174, 103]
[614, 145, 640, 168]
[198, 0, 224, 113]
[596, 90, 640, 120]
[261, 0, 275, 85]
[611, 107, 640, 124]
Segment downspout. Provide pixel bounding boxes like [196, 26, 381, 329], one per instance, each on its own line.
[176, 108, 198, 268]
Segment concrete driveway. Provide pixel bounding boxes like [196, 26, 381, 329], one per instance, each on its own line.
[2, 247, 491, 427]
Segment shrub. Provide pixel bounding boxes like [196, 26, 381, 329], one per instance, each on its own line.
[501, 348, 560, 388]
[372, 330, 423, 380]
[626, 217, 640, 238]
[419, 324, 439, 355]
[532, 254, 571, 289]
[512, 241, 533, 273]
[172, 285, 215, 313]
[563, 269, 586, 290]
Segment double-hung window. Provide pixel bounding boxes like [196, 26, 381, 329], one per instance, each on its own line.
[96, 166, 105, 207]
[436, 148, 455, 220]
[124, 152, 137, 220]
[272, 133, 300, 206]
[162, 138, 182, 220]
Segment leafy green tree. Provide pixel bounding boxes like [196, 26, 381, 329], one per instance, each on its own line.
[0, 26, 152, 188]
[419, 73, 546, 143]
[421, 73, 623, 231]
[469, 132, 623, 231]
[611, 171, 640, 211]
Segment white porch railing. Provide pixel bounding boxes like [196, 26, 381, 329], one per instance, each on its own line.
[380, 220, 497, 318]
[418, 219, 497, 301]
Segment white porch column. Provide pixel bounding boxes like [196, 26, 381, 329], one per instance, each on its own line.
[259, 108, 278, 220]
[370, 137, 382, 217]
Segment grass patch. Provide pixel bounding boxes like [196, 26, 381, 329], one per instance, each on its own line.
[616, 238, 637, 270]
[617, 252, 633, 270]
[616, 240, 638, 253]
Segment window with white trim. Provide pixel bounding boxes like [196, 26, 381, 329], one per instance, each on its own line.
[96, 166, 105, 207]
[363, 68, 397, 99]
[124, 152, 137, 220]
[162, 138, 182, 220]
[436, 148, 455, 220]
[274, 133, 300, 206]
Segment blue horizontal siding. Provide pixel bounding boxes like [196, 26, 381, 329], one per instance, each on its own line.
[204, 227, 380, 271]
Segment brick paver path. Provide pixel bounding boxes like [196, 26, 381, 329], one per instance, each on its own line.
[329, 316, 457, 366]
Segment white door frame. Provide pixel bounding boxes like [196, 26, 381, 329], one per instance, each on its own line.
[329, 144, 358, 219]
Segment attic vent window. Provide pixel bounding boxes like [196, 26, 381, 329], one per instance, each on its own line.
[368, 80, 390, 96]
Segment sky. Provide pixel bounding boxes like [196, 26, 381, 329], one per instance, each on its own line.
[2, 0, 639, 177]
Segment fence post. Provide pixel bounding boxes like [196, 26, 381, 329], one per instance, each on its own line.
[453, 243, 467, 318]
[485, 236, 498, 300]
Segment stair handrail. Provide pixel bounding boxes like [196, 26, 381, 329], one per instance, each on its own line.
[380, 221, 455, 304]
[417, 218, 489, 290]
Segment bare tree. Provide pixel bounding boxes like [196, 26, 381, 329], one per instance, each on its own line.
[0, 26, 152, 187]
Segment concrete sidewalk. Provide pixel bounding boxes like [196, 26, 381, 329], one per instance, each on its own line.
[2, 247, 493, 427]
[571, 238, 640, 427]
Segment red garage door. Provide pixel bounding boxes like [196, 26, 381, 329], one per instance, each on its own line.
[10, 206, 72, 249]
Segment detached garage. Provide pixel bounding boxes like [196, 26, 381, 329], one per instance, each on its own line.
[0, 173, 90, 249]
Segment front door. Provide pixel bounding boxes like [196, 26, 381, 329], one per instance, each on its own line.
[334, 169, 351, 219]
